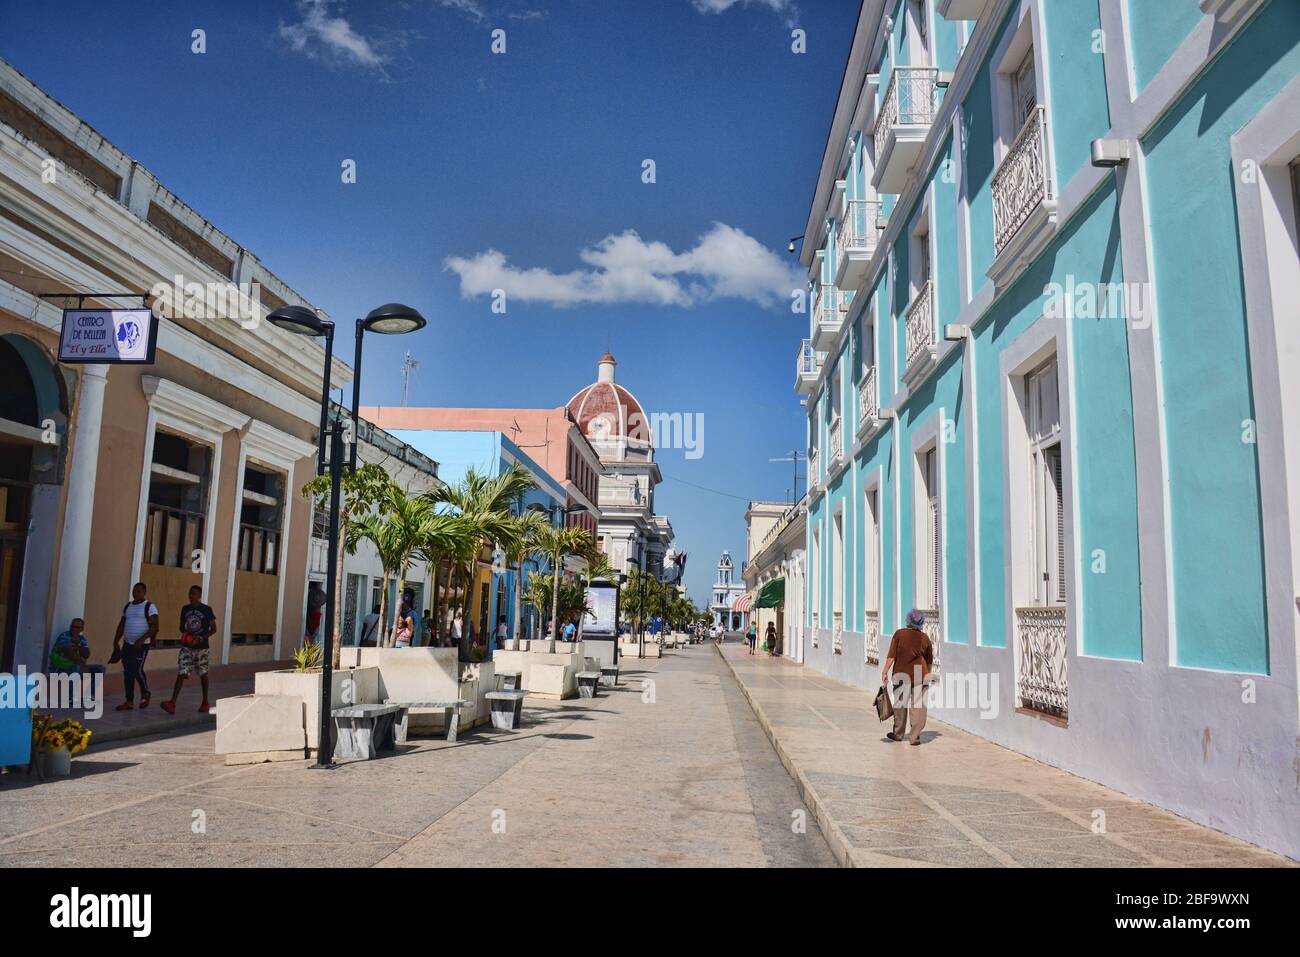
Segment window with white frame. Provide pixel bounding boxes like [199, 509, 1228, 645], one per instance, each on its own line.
[832, 507, 845, 631]
[863, 486, 879, 614]
[1027, 357, 1065, 606]
[810, 522, 821, 633]
[917, 445, 941, 611]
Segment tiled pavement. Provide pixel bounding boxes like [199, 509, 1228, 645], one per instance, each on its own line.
[715, 641, 1292, 868]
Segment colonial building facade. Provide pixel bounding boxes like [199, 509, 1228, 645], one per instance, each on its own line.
[742, 498, 807, 660]
[566, 354, 674, 578]
[0, 57, 343, 675]
[709, 551, 747, 631]
[795, 0, 1300, 858]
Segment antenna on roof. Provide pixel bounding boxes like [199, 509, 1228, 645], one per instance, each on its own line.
[400, 351, 418, 406]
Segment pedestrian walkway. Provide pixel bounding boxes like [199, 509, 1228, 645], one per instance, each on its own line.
[715, 642, 1292, 867]
[0, 646, 835, 867]
[41, 659, 291, 745]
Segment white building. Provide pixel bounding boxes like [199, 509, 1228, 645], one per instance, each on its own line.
[566, 353, 674, 577]
[709, 551, 746, 631]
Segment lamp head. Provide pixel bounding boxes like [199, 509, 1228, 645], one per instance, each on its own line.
[362, 302, 426, 335]
[267, 305, 330, 337]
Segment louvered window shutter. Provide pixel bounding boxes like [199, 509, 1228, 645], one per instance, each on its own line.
[1050, 447, 1065, 604]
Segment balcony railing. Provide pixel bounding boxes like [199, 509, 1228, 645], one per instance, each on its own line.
[836, 199, 882, 261]
[1015, 605, 1068, 719]
[873, 67, 939, 168]
[808, 448, 821, 489]
[795, 339, 821, 393]
[904, 280, 935, 372]
[812, 283, 835, 329]
[992, 106, 1054, 255]
[829, 415, 843, 466]
[857, 366, 879, 429]
[864, 610, 880, 664]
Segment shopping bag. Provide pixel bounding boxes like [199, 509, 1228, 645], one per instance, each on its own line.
[873, 684, 894, 721]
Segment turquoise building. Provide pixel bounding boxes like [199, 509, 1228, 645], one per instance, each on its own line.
[795, 0, 1299, 858]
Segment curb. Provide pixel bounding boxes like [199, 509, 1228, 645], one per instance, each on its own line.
[89, 713, 216, 747]
[713, 642, 861, 868]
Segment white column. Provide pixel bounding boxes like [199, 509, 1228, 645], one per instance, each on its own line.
[51, 364, 109, 634]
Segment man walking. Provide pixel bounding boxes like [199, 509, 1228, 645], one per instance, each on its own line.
[161, 585, 217, 715]
[112, 581, 158, 710]
[880, 608, 934, 746]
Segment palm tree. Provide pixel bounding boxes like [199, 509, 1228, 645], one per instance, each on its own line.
[527, 522, 593, 639]
[422, 464, 537, 650]
[302, 463, 396, 668]
[349, 488, 463, 646]
[501, 507, 548, 644]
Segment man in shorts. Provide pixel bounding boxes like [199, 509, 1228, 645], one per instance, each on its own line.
[161, 585, 217, 715]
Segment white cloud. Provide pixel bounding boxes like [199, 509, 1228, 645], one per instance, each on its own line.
[279, 0, 389, 68]
[435, 0, 488, 24]
[691, 0, 793, 14]
[445, 224, 803, 310]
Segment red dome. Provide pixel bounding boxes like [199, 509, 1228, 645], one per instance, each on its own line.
[566, 354, 648, 443]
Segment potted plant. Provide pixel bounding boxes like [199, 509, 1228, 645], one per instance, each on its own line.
[38, 718, 91, 776]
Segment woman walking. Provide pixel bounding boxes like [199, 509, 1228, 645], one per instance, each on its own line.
[765, 621, 779, 657]
[746, 621, 758, 655]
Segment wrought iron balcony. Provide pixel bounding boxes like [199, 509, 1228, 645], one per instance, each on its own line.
[1015, 605, 1068, 719]
[989, 106, 1058, 286]
[811, 283, 842, 351]
[857, 366, 879, 437]
[872, 67, 939, 195]
[835, 199, 882, 290]
[903, 280, 936, 379]
[795, 338, 821, 395]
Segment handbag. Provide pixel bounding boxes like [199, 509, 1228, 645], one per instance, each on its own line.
[873, 684, 894, 722]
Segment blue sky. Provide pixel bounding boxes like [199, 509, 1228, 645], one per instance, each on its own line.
[0, 0, 857, 605]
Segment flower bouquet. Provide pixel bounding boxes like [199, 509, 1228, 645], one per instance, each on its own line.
[37, 718, 92, 776]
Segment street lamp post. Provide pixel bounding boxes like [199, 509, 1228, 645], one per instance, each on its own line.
[268, 302, 424, 769]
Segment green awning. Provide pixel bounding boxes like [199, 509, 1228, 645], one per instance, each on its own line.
[755, 578, 785, 608]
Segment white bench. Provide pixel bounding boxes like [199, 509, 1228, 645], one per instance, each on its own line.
[485, 690, 528, 730]
[384, 698, 469, 743]
[331, 703, 404, 760]
[575, 671, 601, 698]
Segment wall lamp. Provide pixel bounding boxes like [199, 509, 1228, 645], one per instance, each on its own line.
[1090, 138, 1132, 168]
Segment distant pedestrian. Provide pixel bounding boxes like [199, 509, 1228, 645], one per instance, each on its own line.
[746, 622, 757, 655]
[562, 619, 577, 643]
[305, 582, 326, 644]
[161, 585, 217, 715]
[422, 609, 435, 646]
[390, 598, 415, 648]
[765, 621, 778, 657]
[359, 604, 381, 647]
[881, 609, 934, 746]
[494, 615, 508, 651]
[112, 582, 158, 710]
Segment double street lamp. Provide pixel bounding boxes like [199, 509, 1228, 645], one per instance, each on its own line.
[267, 301, 426, 769]
[526, 501, 587, 640]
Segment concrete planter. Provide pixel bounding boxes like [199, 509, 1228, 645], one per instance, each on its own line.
[253, 667, 380, 752]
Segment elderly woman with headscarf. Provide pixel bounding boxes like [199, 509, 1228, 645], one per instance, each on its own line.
[880, 608, 934, 746]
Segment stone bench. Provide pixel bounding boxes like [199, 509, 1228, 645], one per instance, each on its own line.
[496, 670, 523, 692]
[485, 690, 528, 731]
[384, 698, 469, 743]
[331, 703, 404, 760]
[575, 671, 601, 698]
[599, 666, 619, 689]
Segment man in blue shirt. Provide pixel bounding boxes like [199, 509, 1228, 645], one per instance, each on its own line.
[49, 618, 105, 678]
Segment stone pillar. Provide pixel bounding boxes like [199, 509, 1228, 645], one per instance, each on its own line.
[51, 364, 109, 637]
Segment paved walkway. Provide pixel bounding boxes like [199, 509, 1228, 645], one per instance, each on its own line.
[40, 659, 292, 744]
[715, 641, 1291, 867]
[0, 645, 834, 867]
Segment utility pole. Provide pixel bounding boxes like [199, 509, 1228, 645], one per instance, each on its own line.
[769, 450, 807, 502]
[400, 350, 418, 405]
